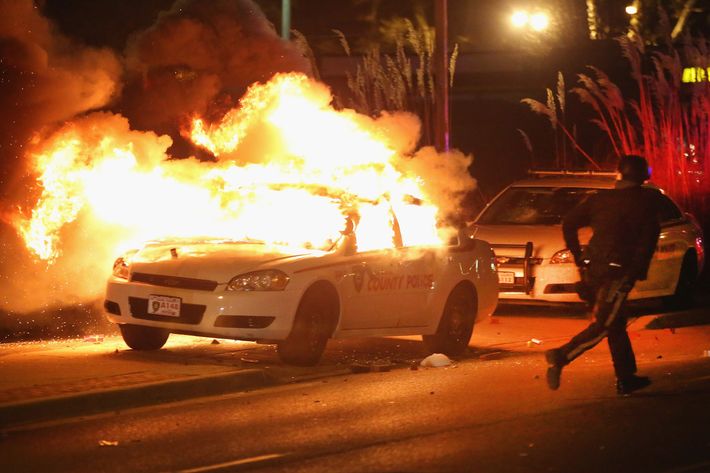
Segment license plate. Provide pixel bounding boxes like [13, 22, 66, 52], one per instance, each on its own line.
[148, 295, 181, 317]
[498, 271, 515, 285]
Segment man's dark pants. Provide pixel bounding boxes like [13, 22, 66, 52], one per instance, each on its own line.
[556, 274, 637, 379]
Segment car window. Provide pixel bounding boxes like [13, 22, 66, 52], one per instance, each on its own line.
[355, 204, 396, 252]
[657, 194, 683, 223]
[476, 187, 598, 225]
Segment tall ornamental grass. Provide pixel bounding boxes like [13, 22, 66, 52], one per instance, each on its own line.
[524, 34, 710, 227]
[335, 20, 458, 146]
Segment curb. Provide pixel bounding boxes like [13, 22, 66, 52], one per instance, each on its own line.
[0, 368, 268, 429]
[644, 307, 710, 330]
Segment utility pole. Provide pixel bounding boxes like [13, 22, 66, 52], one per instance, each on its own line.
[281, 0, 291, 40]
[434, 0, 450, 151]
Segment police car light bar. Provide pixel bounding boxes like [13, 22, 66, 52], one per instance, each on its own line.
[528, 170, 618, 177]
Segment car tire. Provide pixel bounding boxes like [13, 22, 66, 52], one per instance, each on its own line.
[662, 251, 697, 311]
[423, 284, 477, 356]
[277, 291, 332, 366]
[119, 324, 170, 350]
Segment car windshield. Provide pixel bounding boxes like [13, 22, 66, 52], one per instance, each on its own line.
[476, 187, 598, 225]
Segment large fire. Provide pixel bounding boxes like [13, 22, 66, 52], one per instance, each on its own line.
[16, 73, 457, 270]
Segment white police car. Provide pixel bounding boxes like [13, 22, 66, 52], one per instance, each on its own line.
[470, 172, 704, 307]
[105, 217, 499, 365]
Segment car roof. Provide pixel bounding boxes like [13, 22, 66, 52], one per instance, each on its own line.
[508, 172, 661, 191]
[510, 172, 617, 189]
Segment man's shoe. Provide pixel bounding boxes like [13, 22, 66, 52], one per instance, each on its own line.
[545, 349, 563, 391]
[546, 365, 562, 390]
[616, 375, 651, 395]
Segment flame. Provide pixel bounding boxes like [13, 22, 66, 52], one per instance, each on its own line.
[16, 73, 446, 267]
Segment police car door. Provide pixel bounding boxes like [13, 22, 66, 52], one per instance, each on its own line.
[336, 207, 403, 330]
[634, 194, 688, 296]
[387, 246, 437, 328]
[338, 249, 402, 330]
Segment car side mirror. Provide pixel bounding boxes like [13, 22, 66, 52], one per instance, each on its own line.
[340, 214, 358, 256]
[456, 228, 477, 250]
[343, 232, 358, 256]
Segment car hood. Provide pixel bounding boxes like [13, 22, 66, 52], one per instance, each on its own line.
[470, 224, 591, 259]
[128, 239, 320, 283]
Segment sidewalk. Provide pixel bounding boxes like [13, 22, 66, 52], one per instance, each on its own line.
[1, 306, 709, 429]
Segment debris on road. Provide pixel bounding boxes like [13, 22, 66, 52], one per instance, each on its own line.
[479, 351, 504, 360]
[240, 357, 260, 364]
[350, 361, 395, 373]
[211, 339, 220, 345]
[526, 338, 542, 347]
[350, 363, 370, 373]
[420, 353, 453, 367]
[98, 440, 119, 447]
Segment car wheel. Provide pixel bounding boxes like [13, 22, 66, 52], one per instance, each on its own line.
[119, 324, 170, 350]
[662, 251, 697, 311]
[277, 291, 332, 366]
[423, 284, 477, 356]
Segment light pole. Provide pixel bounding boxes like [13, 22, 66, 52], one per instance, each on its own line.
[281, 0, 291, 40]
[434, 0, 449, 152]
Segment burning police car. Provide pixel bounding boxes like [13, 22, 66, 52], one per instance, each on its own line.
[104, 216, 499, 365]
[470, 172, 704, 306]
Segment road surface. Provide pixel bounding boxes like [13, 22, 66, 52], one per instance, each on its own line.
[1, 306, 709, 473]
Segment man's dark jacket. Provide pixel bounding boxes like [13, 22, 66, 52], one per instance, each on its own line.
[562, 182, 661, 281]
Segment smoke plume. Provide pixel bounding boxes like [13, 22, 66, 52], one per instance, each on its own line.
[119, 0, 311, 153]
[0, 0, 122, 201]
[0, 0, 312, 313]
[0, 0, 476, 319]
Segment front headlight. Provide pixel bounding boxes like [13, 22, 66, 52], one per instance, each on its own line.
[226, 270, 290, 291]
[112, 257, 130, 279]
[550, 249, 574, 264]
[112, 250, 138, 279]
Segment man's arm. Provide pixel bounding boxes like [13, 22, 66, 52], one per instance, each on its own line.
[562, 197, 592, 265]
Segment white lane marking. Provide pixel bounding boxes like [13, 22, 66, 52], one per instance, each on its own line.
[687, 374, 710, 382]
[662, 460, 710, 473]
[175, 452, 287, 473]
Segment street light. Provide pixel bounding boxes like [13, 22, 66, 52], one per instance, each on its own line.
[510, 10, 549, 32]
[529, 12, 549, 31]
[625, 5, 638, 15]
[511, 11, 528, 28]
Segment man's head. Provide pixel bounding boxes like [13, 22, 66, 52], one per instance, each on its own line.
[617, 154, 651, 184]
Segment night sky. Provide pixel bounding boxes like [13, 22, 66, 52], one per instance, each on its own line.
[2, 0, 709, 210]
[3, 0, 708, 200]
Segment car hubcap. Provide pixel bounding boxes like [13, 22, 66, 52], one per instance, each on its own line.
[449, 302, 469, 340]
